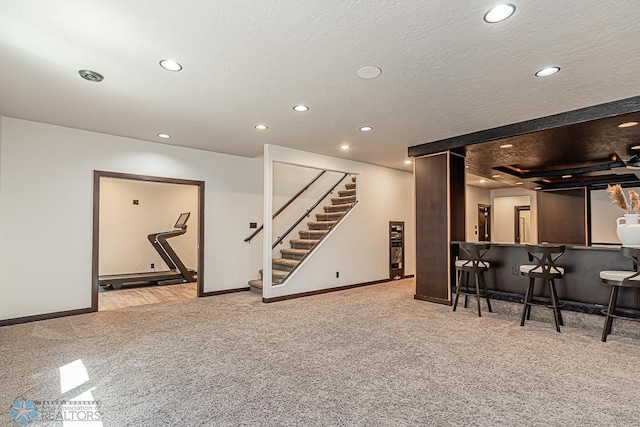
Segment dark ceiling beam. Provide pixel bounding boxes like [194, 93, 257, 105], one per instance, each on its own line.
[535, 174, 640, 190]
[408, 95, 640, 157]
[493, 160, 626, 179]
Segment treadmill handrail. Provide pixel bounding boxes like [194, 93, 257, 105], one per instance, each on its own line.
[148, 228, 186, 270]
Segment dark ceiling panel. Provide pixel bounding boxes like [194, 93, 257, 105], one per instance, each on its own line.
[464, 111, 640, 189]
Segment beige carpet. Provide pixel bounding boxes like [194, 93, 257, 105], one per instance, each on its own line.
[1, 279, 639, 426]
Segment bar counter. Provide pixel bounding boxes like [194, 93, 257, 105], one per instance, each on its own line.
[451, 242, 640, 311]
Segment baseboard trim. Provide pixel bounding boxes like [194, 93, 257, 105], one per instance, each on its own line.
[403, 274, 415, 279]
[0, 307, 95, 327]
[201, 287, 250, 297]
[414, 294, 451, 306]
[262, 278, 395, 303]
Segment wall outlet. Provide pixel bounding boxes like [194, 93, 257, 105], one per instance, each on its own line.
[336, 271, 339, 278]
[150, 263, 155, 269]
[133, 199, 139, 205]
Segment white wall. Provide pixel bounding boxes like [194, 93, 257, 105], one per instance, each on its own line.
[590, 187, 638, 244]
[262, 145, 415, 299]
[465, 185, 491, 242]
[0, 118, 262, 321]
[99, 178, 199, 275]
[490, 188, 538, 244]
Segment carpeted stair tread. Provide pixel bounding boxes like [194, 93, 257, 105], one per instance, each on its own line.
[248, 279, 263, 288]
[324, 203, 352, 213]
[307, 220, 338, 230]
[259, 268, 289, 279]
[273, 258, 299, 271]
[316, 212, 345, 221]
[249, 278, 283, 289]
[280, 248, 310, 259]
[290, 239, 320, 249]
[299, 230, 329, 239]
[351, 175, 357, 182]
[331, 195, 356, 204]
[345, 182, 356, 190]
[338, 189, 356, 197]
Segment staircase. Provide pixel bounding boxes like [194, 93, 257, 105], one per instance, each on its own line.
[249, 175, 357, 291]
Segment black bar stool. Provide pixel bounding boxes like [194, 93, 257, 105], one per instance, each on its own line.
[520, 244, 566, 332]
[600, 247, 640, 342]
[453, 242, 492, 317]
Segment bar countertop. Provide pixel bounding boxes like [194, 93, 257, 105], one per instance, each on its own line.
[450, 241, 638, 310]
[452, 241, 622, 251]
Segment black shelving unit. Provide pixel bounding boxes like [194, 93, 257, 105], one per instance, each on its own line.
[389, 221, 405, 280]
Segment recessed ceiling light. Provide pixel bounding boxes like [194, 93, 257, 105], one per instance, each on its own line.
[534, 187, 542, 190]
[255, 124, 268, 130]
[359, 126, 373, 132]
[500, 144, 514, 149]
[515, 181, 523, 185]
[157, 133, 171, 139]
[562, 174, 572, 178]
[404, 160, 412, 164]
[357, 66, 382, 79]
[340, 144, 350, 150]
[78, 70, 104, 82]
[483, 4, 516, 23]
[535, 67, 561, 77]
[480, 179, 487, 183]
[293, 105, 309, 112]
[159, 59, 182, 72]
[619, 121, 639, 128]
[492, 174, 500, 178]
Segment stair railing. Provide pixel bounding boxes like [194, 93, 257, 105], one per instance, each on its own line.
[244, 170, 326, 242]
[272, 173, 349, 249]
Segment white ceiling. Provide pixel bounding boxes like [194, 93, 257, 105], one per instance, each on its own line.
[466, 173, 509, 190]
[1, 1, 639, 171]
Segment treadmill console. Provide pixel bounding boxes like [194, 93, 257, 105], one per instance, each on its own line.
[174, 212, 190, 229]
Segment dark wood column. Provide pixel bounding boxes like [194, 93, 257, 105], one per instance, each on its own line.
[414, 152, 465, 304]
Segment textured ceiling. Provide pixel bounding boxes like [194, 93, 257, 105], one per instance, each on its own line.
[1, 1, 640, 170]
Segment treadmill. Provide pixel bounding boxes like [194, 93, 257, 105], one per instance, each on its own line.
[99, 212, 197, 290]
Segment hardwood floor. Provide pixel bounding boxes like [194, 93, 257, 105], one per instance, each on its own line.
[99, 283, 197, 311]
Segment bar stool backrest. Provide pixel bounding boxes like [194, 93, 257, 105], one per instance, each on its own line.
[524, 244, 565, 278]
[458, 242, 491, 270]
[620, 247, 640, 284]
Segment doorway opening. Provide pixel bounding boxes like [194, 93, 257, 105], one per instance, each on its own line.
[92, 171, 205, 311]
[514, 205, 531, 244]
[477, 204, 491, 241]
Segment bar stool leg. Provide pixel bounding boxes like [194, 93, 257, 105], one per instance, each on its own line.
[526, 278, 534, 320]
[548, 279, 562, 333]
[521, 279, 534, 326]
[602, 285, 619, 342]
[463, 271, 469, 308]
[453, 269, 461, 312]
[479, 271, 492, 313]
[550, 279, 564, 326]
[474, 271, 482, 317]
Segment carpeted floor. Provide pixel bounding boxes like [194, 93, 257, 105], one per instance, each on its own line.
[1, 279, 639, 426]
